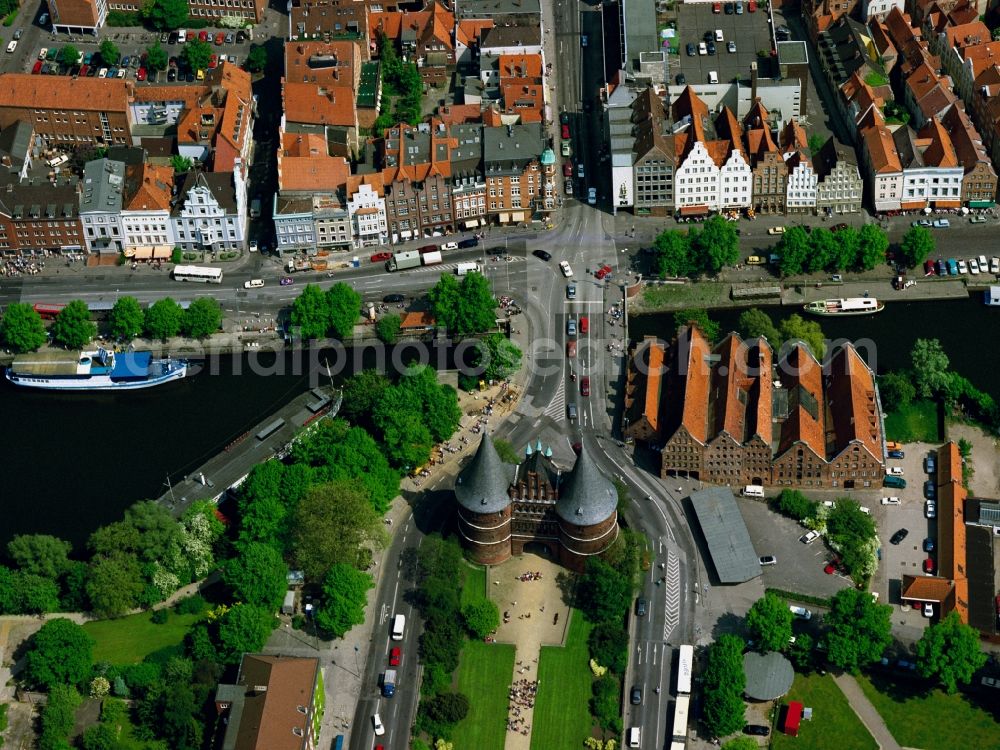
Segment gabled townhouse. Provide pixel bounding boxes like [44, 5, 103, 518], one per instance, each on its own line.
[120, 162, 175, 261]
[862, 0, 905, 23]
[858, 109, 904, 211]
[949, 40, 1000, 103]
[0, 74, 130, 147]
[941, 102, 998, 205]
[911, 0, 980, 25]
[282, 78, 359, 158]
[380, 122, 456, 240]
[802, 0, 861, 42]
[893, 118, 964, 209]
[882, 7, 940, 81]
[346, 173, 388, 248]
[284, 39, 381, 131]
[813, 136, 864, 215]
[448, 122, 489, 229]
[904, 61, 959, 127]
[483, 121, 553, 223]
[671, 88, 752, 217]
[495, 54, 546, 123]
[743, 100, 787, 215]
[171, 168, 248, 254]
[925, 18, 989, 61]
[629, 88, 676, 217]
[781, 120, 818, 213]
[369, 2, 456, 86]
[838, 72, 886, 143]
[867, 20, 899, 76]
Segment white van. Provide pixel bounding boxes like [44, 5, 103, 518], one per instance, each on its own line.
[177, 29, 187, 43]
[454, 261, 481, 276]
[391, 613, 406, 641]
[627, 727, 640, 748]
[6, 40, 16, 54]
[708, 70, 719, 84]
[46, 154, 69, 168]
[742, 485, 764, 498]
[244, 278, 264, 289]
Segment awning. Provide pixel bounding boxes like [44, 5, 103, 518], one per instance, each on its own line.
[901, 202, 925, 211]
[933, 200, 961, 209]
[131, 247, 154, 259]
[969, 200, 995, 208]
[679, 205, 709, 216]
[512, 211, 527, 221]
[152, 245, 173, 259]
[498, 212, 510, 223]
[400, 230, 413, 239]
[464, 219, 480, 229]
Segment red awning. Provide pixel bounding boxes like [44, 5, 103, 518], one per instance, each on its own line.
[679, 205, 710, 216]
[783, 701, 803, 736]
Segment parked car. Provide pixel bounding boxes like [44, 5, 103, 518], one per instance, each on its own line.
[925, 500, 936, 518]
[566, 284, 576, 299]
[970, 215, 988, 223]
[580, 376, 590, 396]
[370, 252, 391, 263]
[563, 162, 573, 177]
[595, 264, 613, 279]
[925, 453, 937, 473]
[923, 557, 935, 574]
[888, 449, 904, 458]
[933, 218, 950, 228]
[676, 72, 686, 85]
[564, 179, 574, 196]
[566, 318, 576, 336]
[215, 32, 226, 45]
[579, 316, 589, 334]
[789, 605, 812, 620]
[890, 528, 909, 545]
[982, 676, 1000, 689]
[759, 555, 776, 566]
[686, 42, 696, 56]
[457, 237, 479, 248]
[880, 495, 900, 506]
[887, 466, 904, 476]
[440, 241, 458, 251]
[532, 249, 552, 261]
[768, 226, 785, 235]
[924, 481, 936, 499]
[799, 530, 820, 544]
[587, 187, 597, 205]
[744, 725, 770, 737]
[746, 255, 765, 265]
[225, 32, 235, 44]
[923, 602, 935, 617]
[727, 40, 736, 52]
[559, 260, 573, 277]
[924, 259, 936, 275]
[924, 537, 935, 552]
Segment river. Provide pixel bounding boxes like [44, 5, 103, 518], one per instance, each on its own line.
[630, 293, 998, 398]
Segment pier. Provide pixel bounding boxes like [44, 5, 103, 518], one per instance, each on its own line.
[157, 385, 342, 514]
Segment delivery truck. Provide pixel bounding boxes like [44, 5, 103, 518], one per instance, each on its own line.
[386, 250, 443, 271]
[285, 259, 312, 273]
[382, 669, 397, 697]
[455, 262, 481, 276]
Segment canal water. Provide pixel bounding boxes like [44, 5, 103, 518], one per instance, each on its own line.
[630, 293, 999, 399]
[0, 343, 457, 552]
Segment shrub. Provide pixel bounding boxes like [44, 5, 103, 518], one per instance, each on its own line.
[150, 608, 168, 624]
[173, 594, 206, 615]
[775, 489, 817, 522]
[591, 673, 623, 735]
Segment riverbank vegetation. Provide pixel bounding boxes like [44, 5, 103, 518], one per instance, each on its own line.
[650, 215, 740, 278]
[669, 306, 827, 360]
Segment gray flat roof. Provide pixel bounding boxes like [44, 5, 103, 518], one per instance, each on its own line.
[674, 3, 779, 85]
[743, 651, 794, 701]
[777, 40, 808, 65]
[622, 0, 659, 71]
[689, 487, 762, 583]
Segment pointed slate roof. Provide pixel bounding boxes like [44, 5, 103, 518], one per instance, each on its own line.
[555, 444, 617, 526]
[455, 434, 514, 514]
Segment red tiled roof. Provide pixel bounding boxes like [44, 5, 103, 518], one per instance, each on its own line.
[400, 311, 436, 328]
[0, 73, 127, 113]
[918, 116, 959, 168]
[944, 21, 989, 50]
[827, 344, 882, 459]
[124, 163, 173, 212]
[678, 324, 711, 444]
[862, 119, 903, 173]
[643, 340, 665, 434]
[283, 81, 357, 128]
[901, 574, 955, 602]
[284, 40, 361, 88]
[346, 171, 384, 198]
[778, 343, 826, 457]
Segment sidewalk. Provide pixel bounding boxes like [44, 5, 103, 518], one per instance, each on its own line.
[832, 673, 903, 750]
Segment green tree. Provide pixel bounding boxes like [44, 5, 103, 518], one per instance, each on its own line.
[0, 302, 47, 352]
[7, 534, 71, 579]
[339, 369, 391, 427]
[145, 41, 168, 71]
[746, 592, 794, 652]
[218, 603, 276, 663]
[472, 332, 522, 382]
[141, 0, 188, 29]
[51, 300, 96, 349]
[291, 481, 384, 581]
[428, 272, 497, 336]
[144, 297, 184, 340]
[86, 553, 144, 618]
[778, 313, 826, 360]
[652, 229, 691, 278]
[222, 542, 287, 611]
[914, 611, 987, 693]
[245, 45, 267, 73]
[122, 500, 184, 563]
[702, 634, 746, 738]
[691, 215, 739, 275]
[808, 227, 838, 273]
[314, 563, 374, 638]
[327, 283, 361, 339]
[12, 572, 60, 614]
[58, 45, 79, 67]
[461, 599, 500, 639]
[39, 684, 82, 750]
[673, 308, 719, 341]
[911, 338, 950, 398]
[590, 673, 623, 735]
[856, 224, 888, 271]
[25, 618, 94, 689]
[169, 154, 193, 173]
[777, 489, 817, 521]
[109, 296, 145, 339]
[824, 587, 893, 673]
[827, 226, 860, 272]
[82, 723, 118, 750]
[578, 558, 631, 623]
[397, 365, 462, 441]
[182, 297, 222, 338]
[99, 39, 119, 67]
[737, 308, 778, 343]
[375, 313, 401, 344]
[899, 225, 934, 268]
[291, 284, 331, 339]
[776, 226, 811, 277]
[182, 38, 211, 73]
[587, 621, 628, 673]
[878, 371, 916, 412]
[808, 133, 826, 156]
[786, 631, 816, 671]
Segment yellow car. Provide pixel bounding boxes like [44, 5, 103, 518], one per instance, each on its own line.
[746, 255, 765, 265]
[197, 69, 205, 80]
[767, 226, 785, 235]
[561, 141, 571, 157]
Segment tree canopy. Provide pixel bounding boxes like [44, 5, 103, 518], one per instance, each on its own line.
[652, 229, 692, 278]
[327, 283, 361, 339]
[25, 618, 94, 689]
[145, 298, 184, 340]
[58, 45, 80, 67]
[109, 296, 145, 339]
[222, 542, 287, 611]
[99, 39, 119, 67]
[290, 284, 330, 340]
[141, 0, 188, 29]
[702, 634, 746, 738]
[577, 558, 631, 623]
[824, 587, 892, 673]
[470, 333, 522, 383]
[182, 297, 222, 338]
[375, 313, 401, 344]
[878, 371, 916, 412]
[911, 338, 951, 398]
[51, 300, 96, 349]
[691, 215, 740, 275]
[0, 302, 47, 352]
[217, 604, 277, 663]
[314, 563, 374, 638]
[745, 593, 794, 652]
[673, 308, 720, 341]
[856, 224, 888, 270]
[182, 39, 212, 73]
[245, 45, 267, 73]
[428, 272, 497, 336]
[914, 611, 987, 693]
[778, 314, 826, 360]
[86, 552, 144, 618]
[462, 599, 500, 639]
[7, 534, 72, 579]
[737, 308, 779, 343]
[899, 225, 934, 268]
[145, 41, 168, 71]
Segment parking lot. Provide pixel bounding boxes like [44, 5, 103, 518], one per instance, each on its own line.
[675, 1, 777, 86]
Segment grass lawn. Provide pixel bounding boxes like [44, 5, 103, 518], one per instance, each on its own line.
[450, 640, 516, 750]
[856, 673, 1000, 750]
[640, 282, 730, 310]
[84, 609, 204, 665]
[460, 562, 488, 610]
[884, 400, 940, 443]
[770, 673, 876, 750]
[530, 611, 594, 750]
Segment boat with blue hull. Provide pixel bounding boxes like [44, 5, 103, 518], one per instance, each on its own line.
[6, 348, 188, 391]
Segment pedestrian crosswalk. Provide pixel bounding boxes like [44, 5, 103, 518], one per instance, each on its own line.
[542, 380, 566, 422]
[662, 551, 681, 642]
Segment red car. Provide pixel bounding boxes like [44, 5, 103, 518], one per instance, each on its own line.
[371, 252, 392, 263]
[595, 264, 612, 280]
[32, 59, 42, 74]
[567, 340, 577, 358]
[561, 124, 570, 139]
[79, 64, 89, 77]
[198, 30, 209, 42]
[579, 316, 588, 334]
[136, 67, 146, 81]
[563, 162, 572, 177]
[824, 563, 836, 575]
[748, 0, 757, 10]
[713, 1, 722, 11]
[389, 647, 401, 666]
[924, 259, 936, 276]
[923, 558, 935, 574]
[580, 376, 590, 396]
[209, 54, 218, 68]
[215, 32, 226, 45]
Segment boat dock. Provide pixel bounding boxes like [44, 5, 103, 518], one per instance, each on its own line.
[156, 385, 342, 514]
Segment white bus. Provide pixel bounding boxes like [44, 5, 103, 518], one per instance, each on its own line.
[676, 644, 693, 695]
[671, 694, 690, 747]
[172, 265, 223, 284]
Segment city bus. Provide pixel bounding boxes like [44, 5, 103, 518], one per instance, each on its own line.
[32, 302, 66, 320]
[676, 644, 693, 695]
[172, 265, 223, 284]
[670, 694, 690, 749]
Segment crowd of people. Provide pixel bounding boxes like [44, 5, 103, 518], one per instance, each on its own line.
[506, 677, 537, 735]
[1, 256, 43, 277]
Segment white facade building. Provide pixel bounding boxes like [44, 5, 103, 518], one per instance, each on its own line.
[171, 168, 247, 253]
[675, 141, 752, 212]
[785, 152, 819, 211]
[862, 0, 905, 21]
[79, 159, 126, 256]
[347, 182, 388, 248]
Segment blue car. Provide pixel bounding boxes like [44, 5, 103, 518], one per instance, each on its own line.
[888, 449, 904, 459]
[923, 537, 934, 552]
[947, 258, 958, 275]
